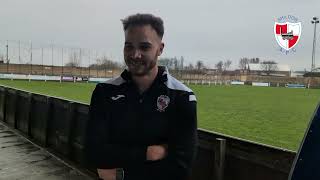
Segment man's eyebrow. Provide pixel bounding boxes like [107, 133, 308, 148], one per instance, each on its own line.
[124, 41, 152, 46]
[140, 42, 152, 46]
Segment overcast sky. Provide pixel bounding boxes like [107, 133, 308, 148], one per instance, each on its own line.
[0, 0, 319, 70]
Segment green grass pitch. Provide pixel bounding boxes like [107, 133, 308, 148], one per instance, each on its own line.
[0, 79, 319, 151]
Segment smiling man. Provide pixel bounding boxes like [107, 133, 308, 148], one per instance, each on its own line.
[85, 13, 198, 180]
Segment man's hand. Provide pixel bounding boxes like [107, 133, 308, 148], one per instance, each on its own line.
[97, 169, 116, 180]
[147, 144, 168, 161]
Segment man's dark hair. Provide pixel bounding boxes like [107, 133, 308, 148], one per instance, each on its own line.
[121, 13, 164, 39]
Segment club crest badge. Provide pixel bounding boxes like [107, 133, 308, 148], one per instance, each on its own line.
[274, 15, 301, 54]
[156, 95, 170, 112]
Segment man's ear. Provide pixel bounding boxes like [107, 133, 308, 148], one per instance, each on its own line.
[158, 43, 164, 56]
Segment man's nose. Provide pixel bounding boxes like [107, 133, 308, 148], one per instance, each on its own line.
[131, 49, 142, 59]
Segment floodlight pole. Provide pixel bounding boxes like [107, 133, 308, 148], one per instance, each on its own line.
[79, 48, 82, 77]
[30, 41, 32, 75]
[311, 17, 319, 72]
[62, 48, 64, 75]
[51, 43, 54, 75]
[19, 40, 21, 74]
[41, 48, 44, 75]
[88, 49, 91, 78]
[6, 40, 8, 73]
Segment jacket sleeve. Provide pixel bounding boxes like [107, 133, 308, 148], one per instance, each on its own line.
[146, 92, 198, 180]
[85, 83, 147, 169]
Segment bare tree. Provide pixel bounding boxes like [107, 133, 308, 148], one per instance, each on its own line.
[215, 61, 223, 72]
[66, 51, 80, 67]
[260, 61, 278, 75]
[159, 57, 182, 70]
[249, 57, 260, 64]
[239, 58, 249, 71]
[185, 63, 194, 70]
[173, 57, 179, 70]
[90, 56, 121, 70]
[158, 58, 170, 67]
[180, 56, 184, 70]
[223, 60, 232, 71]
[196, 60, 204, 71]
[0, 54, 5, 63]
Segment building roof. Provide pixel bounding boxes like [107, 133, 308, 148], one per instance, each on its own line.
[247, 63, 291, 72]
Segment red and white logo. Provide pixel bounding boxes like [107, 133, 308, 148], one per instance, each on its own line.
[156, 95, 170, 112]
[274, 22, 301, 50]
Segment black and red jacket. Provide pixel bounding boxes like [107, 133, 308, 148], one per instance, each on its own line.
[85, 66, 198, 180]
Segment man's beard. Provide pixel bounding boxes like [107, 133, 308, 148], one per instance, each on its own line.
[126, 58, 157, 76]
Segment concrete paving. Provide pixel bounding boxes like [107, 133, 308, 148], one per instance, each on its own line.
[0, 123, 94, 180]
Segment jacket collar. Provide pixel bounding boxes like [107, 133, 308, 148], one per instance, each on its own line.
[120, 66, 168, 84]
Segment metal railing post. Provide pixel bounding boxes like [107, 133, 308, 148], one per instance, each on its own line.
[214, 138, 226, 180]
